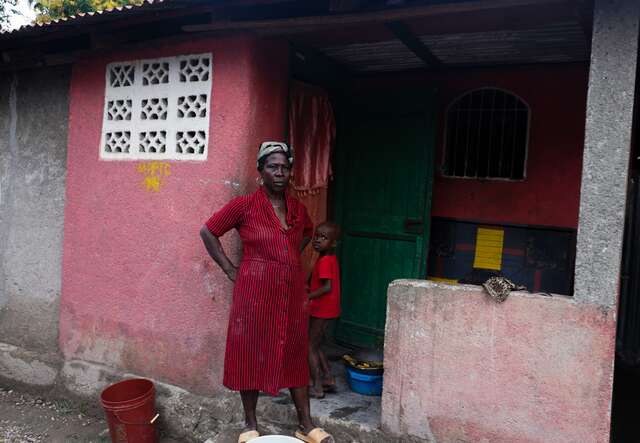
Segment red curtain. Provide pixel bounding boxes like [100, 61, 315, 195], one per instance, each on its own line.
[297, 188, 329, 275]
[288, 81, 336, 273]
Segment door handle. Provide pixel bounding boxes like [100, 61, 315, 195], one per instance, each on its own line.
[404, 218, 424, 234]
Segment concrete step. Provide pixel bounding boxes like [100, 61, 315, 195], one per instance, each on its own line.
[251, 363, 429, 443]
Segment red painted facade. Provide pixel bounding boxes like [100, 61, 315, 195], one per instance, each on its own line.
[358, 64, 588, 229]
[430, 64, 588, 229]
[60, 36, 290, 393]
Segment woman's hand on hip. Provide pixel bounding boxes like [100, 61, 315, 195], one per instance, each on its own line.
[200, 226, 238, 283]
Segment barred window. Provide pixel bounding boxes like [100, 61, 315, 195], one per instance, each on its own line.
[443, 88, 529, 180]
[100, 53, 212, 161]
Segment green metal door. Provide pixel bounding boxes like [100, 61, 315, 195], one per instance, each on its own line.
[333, 95, 436, 348]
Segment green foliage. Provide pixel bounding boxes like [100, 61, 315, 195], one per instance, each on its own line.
[33, 0, 143, 23]
[0, 0, 19, 31]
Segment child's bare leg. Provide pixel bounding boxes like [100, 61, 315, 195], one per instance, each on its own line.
[318, 322, 336, 388]
[319, 351, 335, 385]
[308, 317, 325, 397]
[318, 346, 330, 374]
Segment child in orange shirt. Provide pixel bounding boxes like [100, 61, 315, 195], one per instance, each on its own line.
[308, 222, 341, 399]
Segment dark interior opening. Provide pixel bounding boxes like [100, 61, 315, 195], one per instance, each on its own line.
[610, 45, 640, 443]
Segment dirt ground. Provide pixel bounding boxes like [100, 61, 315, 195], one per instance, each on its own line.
[0, 385, 306, 443]
[0, 386, 181, 443]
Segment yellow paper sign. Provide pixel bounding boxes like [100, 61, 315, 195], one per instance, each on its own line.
[473, 227, 504, 270]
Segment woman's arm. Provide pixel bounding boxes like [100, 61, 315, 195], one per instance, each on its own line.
[308, 279, 331, 299]
[200, 226, 237, 282]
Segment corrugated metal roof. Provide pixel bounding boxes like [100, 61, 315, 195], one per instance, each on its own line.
[421, 23, 587, 65]
[322, 40, 424, 72]
[1, 0, 167, 35]
[320, 22, 588, 72]
[0, 1, 591, 74]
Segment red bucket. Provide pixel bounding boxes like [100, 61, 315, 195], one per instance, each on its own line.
[100, 378, 159, 443]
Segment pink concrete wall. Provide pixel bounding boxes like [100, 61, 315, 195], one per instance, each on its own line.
[382, 280, 615, 443]
[60, 36, 290, 394]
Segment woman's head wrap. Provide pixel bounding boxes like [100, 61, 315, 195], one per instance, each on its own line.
[257, 141, 294, 169]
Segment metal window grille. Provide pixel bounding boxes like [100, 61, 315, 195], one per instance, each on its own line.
[443, 88, 529, 180]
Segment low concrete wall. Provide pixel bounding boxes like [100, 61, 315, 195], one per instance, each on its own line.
[0, 67, 70, 386]
[381, 280, 615, 443]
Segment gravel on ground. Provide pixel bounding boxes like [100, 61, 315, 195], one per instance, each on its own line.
[0, 386, 180, 443]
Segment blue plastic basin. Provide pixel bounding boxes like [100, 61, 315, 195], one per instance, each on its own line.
[345, 366, 383, 396]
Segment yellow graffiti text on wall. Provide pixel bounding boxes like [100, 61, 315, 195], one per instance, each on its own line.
[136, 162, 172, 192]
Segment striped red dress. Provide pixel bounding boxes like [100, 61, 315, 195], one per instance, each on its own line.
[205, 187, 313, 395]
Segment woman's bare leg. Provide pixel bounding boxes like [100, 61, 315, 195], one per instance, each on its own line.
[239, 390, 259, 430]
[291, 386, 333, 442]
[289, 386, 313, 430]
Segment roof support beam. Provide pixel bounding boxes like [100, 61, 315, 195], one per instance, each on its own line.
[385, 21, 441, 68]
[575, 0, 594, 50]
[290, 42, 353, 91]
[182, 0, 575, 34]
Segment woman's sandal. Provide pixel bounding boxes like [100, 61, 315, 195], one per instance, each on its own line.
[294, 427, 335, 443]
[238, 429, 260, 443]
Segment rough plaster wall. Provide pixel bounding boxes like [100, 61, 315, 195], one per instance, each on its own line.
[0, 74, 10, 304]
[382, 280, 615, 443]
[0, 67, 70, 354]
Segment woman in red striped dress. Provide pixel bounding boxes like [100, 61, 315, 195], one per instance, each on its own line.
[200, 142, 334, 443]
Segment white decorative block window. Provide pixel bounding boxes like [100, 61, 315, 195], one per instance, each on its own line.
[100, 53, 212, 160]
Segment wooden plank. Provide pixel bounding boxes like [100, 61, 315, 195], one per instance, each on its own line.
[429, 277, 459, 284]
[182, 0, 574, 33]
[386, 21, 441, 68]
